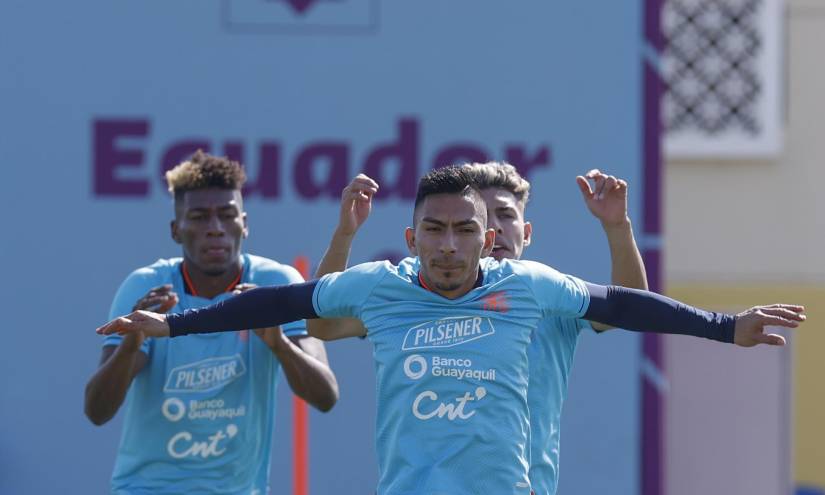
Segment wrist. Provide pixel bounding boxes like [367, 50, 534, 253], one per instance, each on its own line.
[119, 333, 144, 353]
[601, 217, 633, 238]
[332, 227, 357, 242]
[269, 331, 293, 355]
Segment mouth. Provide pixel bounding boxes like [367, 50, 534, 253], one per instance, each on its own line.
[431, 261, 465, 272]
[491, 245, 510, 257]
[203, 246, 231, 259]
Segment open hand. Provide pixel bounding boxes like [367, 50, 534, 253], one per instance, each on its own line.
[734, 304, 806, 347]
[96, 310, 170, 338]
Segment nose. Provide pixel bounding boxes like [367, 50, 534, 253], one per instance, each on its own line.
[488, 215, 503, 235]
[206, 214, 225, 236]
[439, 230, 458, 255]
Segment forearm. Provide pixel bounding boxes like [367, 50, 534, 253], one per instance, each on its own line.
[168, 282, 319, 337]
[316, 229, 356, 277]
[308, 229, 365, 339]
[84, 345, 143, 425]
[604, 219, 648, 290]
[271, 339, 339, 412]
[583, 283, 736, 343]
[594, 220, 648, 331]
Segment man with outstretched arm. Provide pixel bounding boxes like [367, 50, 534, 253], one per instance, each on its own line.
[306, 164, 648, 494]
[97, 165, 804, 495]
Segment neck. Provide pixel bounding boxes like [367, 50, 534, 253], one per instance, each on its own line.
[419, 266, 482, 300]
[183, 257, 243, 299]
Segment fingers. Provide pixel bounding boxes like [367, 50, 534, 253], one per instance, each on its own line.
[754, 332, 787, 346]
[762, 303, 805, 312]
[135, 290, 178, 312]
[232, 283, 258, 295]
[756, 311, 801, 328]
[155, 295, 179, 314]
[575, 176, 593, 198]
[581, 170, 625, 200]
[146, 284, 174, 297]
[343, 174, 379, 200]
[96, 315, 133, 335]
[760, 306, 806, 322]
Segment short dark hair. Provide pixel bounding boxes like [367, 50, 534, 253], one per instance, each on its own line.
[165, 150, 247, 202]
[414, 165, 486, 223]
[462, 162, 531, 206]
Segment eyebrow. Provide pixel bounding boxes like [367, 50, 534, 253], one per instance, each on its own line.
[494, 205, 518, 214]
[421, 217, 479, 228]
[186, 204, 239, 213]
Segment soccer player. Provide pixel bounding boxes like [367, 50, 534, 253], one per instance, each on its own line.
[97, 165, 804, 495]
[306, 164, 648, 494]
[84, 152, 339, 494]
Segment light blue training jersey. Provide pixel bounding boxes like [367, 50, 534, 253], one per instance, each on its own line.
[102, 254, 306, 495]
[312, 256, 590, 495]
[527, 316, 590, 495]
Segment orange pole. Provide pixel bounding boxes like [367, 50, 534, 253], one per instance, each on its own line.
[292, 256, 311, 495]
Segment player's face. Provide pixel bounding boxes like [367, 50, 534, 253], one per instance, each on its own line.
[171, 188, 248, 276]
[479, 188, 532, 261]
[406, 193, 495, 299]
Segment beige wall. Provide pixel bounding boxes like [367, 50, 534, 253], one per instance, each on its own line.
[665, 0, 825, 284]
[663, 1, 825, 491]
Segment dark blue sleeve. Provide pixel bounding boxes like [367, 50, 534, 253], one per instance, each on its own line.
[166, 281, 319, 338]
[583, 283, 736, 343]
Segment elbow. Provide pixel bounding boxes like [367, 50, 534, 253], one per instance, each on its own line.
[315, 392, 339, 413]
[313, 383, 340, 413]
[84, 403, 111, 426]
[84, 386, 111, 426]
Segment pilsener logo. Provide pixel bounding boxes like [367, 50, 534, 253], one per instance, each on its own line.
[164, 355, 247, 393]
[402, 316, 494, 350]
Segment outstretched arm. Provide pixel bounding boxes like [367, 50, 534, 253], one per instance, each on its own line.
[306, 174, 377, 341]
[576, 169, 647, 332]
[97, 281, 319, 339]
[232, 283, 338, 412]
[583, 283, 805, 347]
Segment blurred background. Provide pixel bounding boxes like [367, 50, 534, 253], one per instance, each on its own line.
[0, 1, 821, 494]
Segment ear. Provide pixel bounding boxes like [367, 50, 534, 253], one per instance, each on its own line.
[170, 220, 182, 245]
[242, 212, 249, 239]
[405, 227, 417, 255]
[523, 221, 533, 247]
[481, 228, 495, 257]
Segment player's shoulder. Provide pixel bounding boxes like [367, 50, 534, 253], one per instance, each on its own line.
[348, 259, 398, 278]
[322, 259, 401, 290]
[481, 257, 560, 280]
[126, 257, 179, 282]
[244, 253, 305, 284]
[115, 258, 179, 297]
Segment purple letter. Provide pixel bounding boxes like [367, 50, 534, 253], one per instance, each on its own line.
[241, 142, 281, 199]
[93, 119, 150, 196]
[293, 143, 348, 199]
[363, 118, 419, 200]
[505, 145, 552, 180]
[432, 144, 488, 169]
